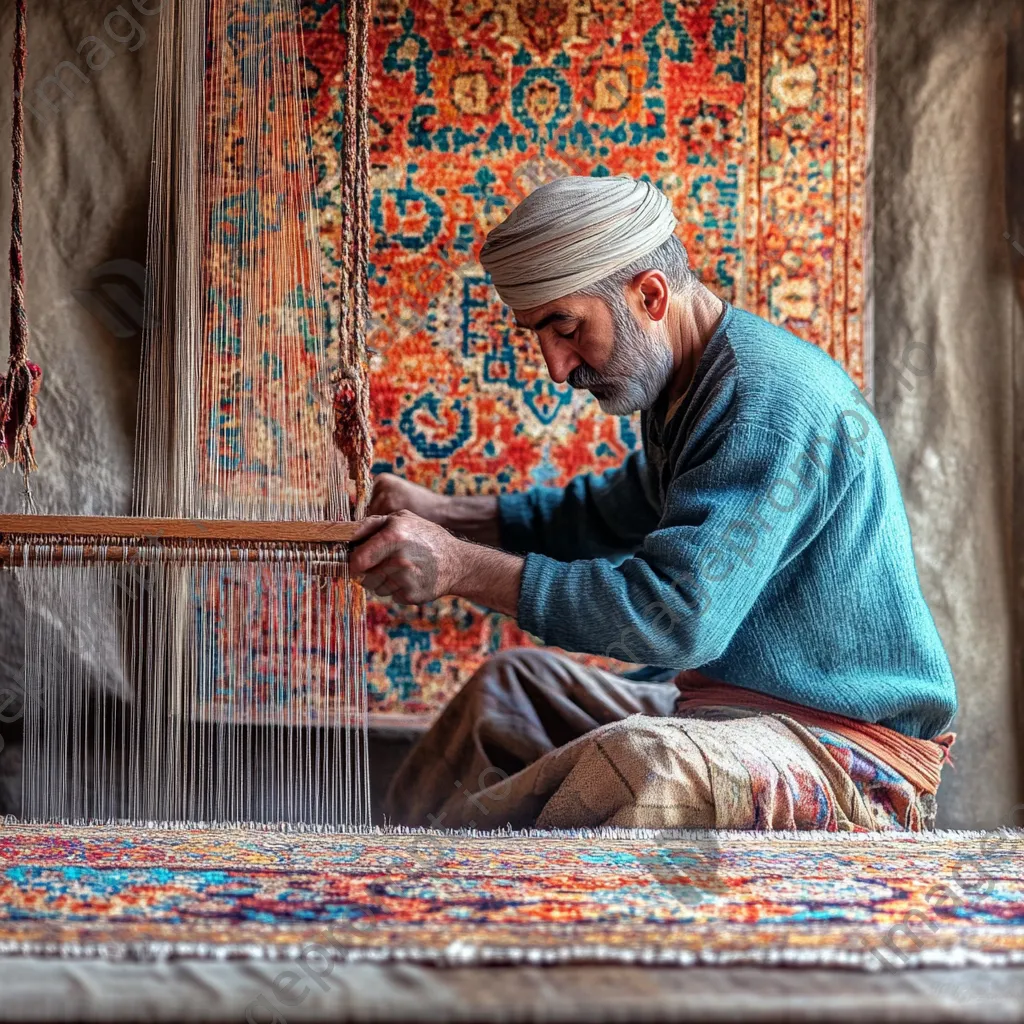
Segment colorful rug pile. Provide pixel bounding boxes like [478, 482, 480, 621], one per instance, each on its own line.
[2, 824, 1022, 969]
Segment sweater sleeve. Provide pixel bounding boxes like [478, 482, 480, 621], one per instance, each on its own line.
[515, 422, 839, 667]
[497, 450, 661, 561]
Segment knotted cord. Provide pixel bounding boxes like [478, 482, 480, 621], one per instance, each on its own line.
[0, 0, 41, 484]
[333, 0, 373, 517]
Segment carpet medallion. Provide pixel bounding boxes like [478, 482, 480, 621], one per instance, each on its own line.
[1, 825, 1021, 969]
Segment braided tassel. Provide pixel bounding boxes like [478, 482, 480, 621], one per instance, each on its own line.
[0, 0, 41, 477]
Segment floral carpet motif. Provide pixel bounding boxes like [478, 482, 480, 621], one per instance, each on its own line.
[301, 0, 873, 712]
[1, 825, 1021, 968]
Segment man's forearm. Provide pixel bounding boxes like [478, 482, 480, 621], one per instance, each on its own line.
[447, 538, 523, 617]
[439, 496, 501, 547]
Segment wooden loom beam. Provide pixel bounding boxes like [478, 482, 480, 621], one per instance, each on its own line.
[0, 515, 365, 566]
[0, 514, 364, 544]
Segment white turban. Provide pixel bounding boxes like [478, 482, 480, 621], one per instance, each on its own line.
[479, 175, 679, 310]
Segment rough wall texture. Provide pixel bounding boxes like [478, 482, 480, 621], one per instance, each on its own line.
[872, 0, 1022, 826]
[0, 1, 155, 813]
[0, 0, 1019, 825]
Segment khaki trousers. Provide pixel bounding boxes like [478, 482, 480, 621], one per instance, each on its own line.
[384, 648, 895, 831]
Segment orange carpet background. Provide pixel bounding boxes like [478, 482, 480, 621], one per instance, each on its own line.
[304, 0, 873, 713]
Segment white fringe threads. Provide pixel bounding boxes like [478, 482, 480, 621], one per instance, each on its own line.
[4, 815, 1024, 842]
[0, 938, 1022, 972]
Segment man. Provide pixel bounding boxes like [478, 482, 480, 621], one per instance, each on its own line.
[351, 175, 957, 832]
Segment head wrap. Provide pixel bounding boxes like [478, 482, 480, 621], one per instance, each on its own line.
[479, 175, 679, 310]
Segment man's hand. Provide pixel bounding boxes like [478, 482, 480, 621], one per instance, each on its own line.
[349, 510, 523, 615]
[368, 474, 450, 523]
[367, 473, 502, 547]
[349, 511, 453, 603]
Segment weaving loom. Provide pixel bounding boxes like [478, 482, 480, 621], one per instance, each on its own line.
[0, 0, 375, 827]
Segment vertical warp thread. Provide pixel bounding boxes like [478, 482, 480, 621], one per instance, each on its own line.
[0, 0, 40, 479]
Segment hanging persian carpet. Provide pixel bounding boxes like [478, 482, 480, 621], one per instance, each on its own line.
[321, 0, 875, 715]
[2, 825, 1023, 968]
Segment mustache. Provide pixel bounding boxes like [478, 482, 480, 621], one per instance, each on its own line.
[568, 362, 614, 391]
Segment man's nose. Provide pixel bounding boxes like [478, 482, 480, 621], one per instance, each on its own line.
[540, 336, 581, 384]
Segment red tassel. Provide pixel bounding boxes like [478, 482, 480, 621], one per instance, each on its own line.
[332, 375, 359, 447]
[332, 372, 372, 514]
[0, 359, 41, 471]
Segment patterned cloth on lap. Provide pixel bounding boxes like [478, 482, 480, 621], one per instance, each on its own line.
[384, 649, 934, 831]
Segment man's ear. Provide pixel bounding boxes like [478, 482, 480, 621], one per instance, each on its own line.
[633, 270, 670, 321]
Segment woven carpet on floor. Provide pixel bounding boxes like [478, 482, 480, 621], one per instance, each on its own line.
[1, 825, 1022, 969]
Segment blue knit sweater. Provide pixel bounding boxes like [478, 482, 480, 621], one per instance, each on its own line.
[498, 303, 957, 740]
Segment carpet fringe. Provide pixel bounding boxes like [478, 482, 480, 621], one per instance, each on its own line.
[3, 815, 1023, 842]
[0, 937, 1023, 971]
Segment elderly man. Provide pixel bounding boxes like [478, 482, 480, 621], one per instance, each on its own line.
[351, 175, 957, 833]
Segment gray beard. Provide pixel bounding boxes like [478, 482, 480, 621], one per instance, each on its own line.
[568, 308, 674, 415]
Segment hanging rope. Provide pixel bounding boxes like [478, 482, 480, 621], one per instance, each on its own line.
[0, 0, 41, 479]
[332, 0, 373, 518]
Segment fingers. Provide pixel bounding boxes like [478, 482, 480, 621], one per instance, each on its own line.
[367, 472, 439, 519]
[350, 528, 403, 576]
[348, 512, 446, 604]
[362, 559, 402, 596]
[350, 511, 426, 572]
[368, 472, 414, 517]
[367, 475, 395, 517]
[348, 514, 389, 545]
